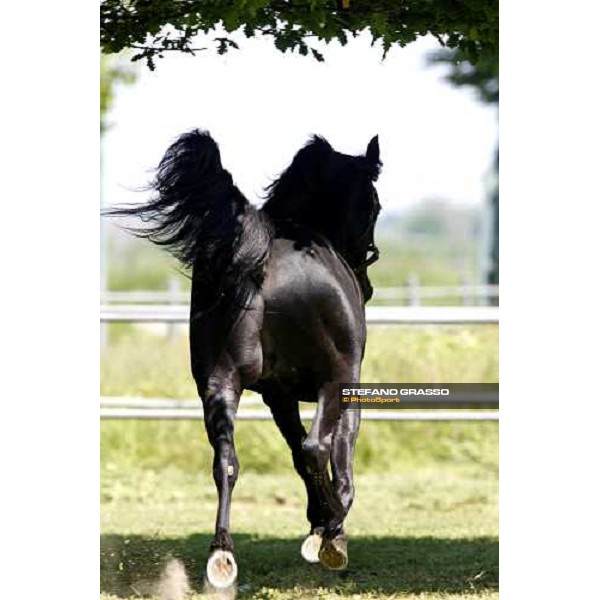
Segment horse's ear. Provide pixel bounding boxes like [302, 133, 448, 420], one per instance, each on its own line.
[365, 135, 381, 180]
[366, 135, 380, 165]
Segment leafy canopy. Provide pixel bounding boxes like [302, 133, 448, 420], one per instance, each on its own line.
[100, 0, 498, 70]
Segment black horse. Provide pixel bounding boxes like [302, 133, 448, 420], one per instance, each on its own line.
[106, 130, 382, 587]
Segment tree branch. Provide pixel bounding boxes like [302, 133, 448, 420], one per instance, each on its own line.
[130, 44, 208, 52]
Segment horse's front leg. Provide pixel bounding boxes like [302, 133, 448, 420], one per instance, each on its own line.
[301, 380, 350, 570]
[263, 392, 327, 563]
[331, 407, 360, 521]
[200, 374, 241, 589]
[324, 407, 361, 568]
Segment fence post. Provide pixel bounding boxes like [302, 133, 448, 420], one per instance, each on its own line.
[407, 273, 420, 306]
[461, 275, 472, 306]
[167, 276, 181, 341]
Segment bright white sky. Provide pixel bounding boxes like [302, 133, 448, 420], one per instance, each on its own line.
[103, 32, 497, 214]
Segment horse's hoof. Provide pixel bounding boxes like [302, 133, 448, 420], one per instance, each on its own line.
[318, 536, 348, 570]
[206, 549, 238, 589]
[301, 529, 323, 563]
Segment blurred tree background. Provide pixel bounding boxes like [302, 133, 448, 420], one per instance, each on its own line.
[427, 47, 498, 291]
[100, 53, 138, 348]
[101, 54, 137, 132]
[428, 47, 498, 105]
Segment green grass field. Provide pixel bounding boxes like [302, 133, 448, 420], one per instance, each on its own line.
[101, 326, 498, 399]
[101, 325, 498, 599]
[101, 454, 498, 599]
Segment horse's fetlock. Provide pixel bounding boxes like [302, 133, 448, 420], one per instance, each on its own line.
[301, 438, 328, 473]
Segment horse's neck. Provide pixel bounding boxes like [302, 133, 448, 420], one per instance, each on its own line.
[263, 190, 366, 273]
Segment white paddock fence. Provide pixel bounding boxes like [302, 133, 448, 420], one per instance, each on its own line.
[100, 397, 498, 422]
[101, 304, 498, 421]
[100, 304, 499, 325]
[101, 283, 500, 307]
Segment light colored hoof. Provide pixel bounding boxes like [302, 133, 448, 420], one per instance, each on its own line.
[206, 550, 238, 589]
[318, 536, 348, 571]
[301, 531, 323, 563]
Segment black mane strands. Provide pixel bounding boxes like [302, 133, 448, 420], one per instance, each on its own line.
[104, 129, 273, 323]
[261, 134, 382, 300]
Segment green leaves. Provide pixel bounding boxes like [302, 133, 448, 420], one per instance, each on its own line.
[215, 36, 240, 55]
[100, 0, 498, 70]
[311, 48, 324, 62]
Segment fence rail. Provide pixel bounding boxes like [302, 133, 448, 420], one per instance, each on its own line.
[100, 300, 499, 422]
[101, 408, 498, 421]
[100, 398, 498, 422]
[100, 304, 499, 325]
[373, 284, 499, 299]
[102, 284, 500, 306]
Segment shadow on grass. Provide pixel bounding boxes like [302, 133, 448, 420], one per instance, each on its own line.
[101, 532, 498, 597]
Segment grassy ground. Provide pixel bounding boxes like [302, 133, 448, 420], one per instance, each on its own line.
[101, 419, 498, 476]
[101, 325, 498, 599]
[101, 418, 498, 598]
[101, 461, 498, 599]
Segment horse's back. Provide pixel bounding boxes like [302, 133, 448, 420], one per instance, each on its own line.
[191, 226, 366, 394]
[257, 231, 365, 389]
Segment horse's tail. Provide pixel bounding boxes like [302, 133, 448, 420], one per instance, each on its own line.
[104, 129, 273, 324]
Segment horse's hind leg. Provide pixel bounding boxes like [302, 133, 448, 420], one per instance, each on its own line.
[263, 393, 326, 562]
[199, 372, 241, 589]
